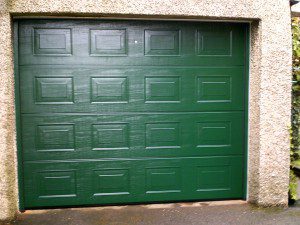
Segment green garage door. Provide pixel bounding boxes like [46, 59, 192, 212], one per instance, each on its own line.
[17, 20, 247, 208]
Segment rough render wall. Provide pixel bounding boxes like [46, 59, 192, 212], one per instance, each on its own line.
[256, 3, 292, 206]
[0, 9, 19, 222]
[247, 20, 261, 204]
[0, 0, 292, 220]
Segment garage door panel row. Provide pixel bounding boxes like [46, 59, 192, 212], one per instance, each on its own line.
[21, 112, 244, 161]
[20, 67, 244, 113]
[23, 156, 244, 208]
[19, 20, 246, 66]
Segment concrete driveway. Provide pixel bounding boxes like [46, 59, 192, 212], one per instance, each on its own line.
[3, 200, 300, 225]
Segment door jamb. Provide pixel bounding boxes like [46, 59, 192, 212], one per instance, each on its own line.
[14, 20, 25, 211]
[243, 22, 250, 200]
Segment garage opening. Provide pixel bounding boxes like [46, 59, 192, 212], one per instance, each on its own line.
[16, 19, 248, 208]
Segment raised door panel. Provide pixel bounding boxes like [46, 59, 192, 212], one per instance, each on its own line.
[33, 28, 72, 55]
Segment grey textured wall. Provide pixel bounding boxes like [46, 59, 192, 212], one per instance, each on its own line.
[0, 0, 292, 221]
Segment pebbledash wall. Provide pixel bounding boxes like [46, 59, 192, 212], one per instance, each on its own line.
[0, 0, 292, 221]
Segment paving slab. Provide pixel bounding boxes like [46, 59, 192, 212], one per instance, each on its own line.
[2, 200, 300, 225]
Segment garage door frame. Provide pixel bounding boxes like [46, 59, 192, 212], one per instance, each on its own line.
[13, 19, 250, 211]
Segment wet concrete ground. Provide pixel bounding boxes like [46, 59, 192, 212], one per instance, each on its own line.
[2, 200, 300, 225]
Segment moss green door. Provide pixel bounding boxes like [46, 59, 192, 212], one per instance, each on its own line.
[18, 20, 247, 208]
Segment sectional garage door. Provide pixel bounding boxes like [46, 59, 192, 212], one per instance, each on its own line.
[17, 20, 247, 208]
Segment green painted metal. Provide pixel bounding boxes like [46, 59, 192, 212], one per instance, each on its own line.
[17, 19, 248, 208]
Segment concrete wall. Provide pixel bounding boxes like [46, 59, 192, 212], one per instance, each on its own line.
[0, 0, 292, 221]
